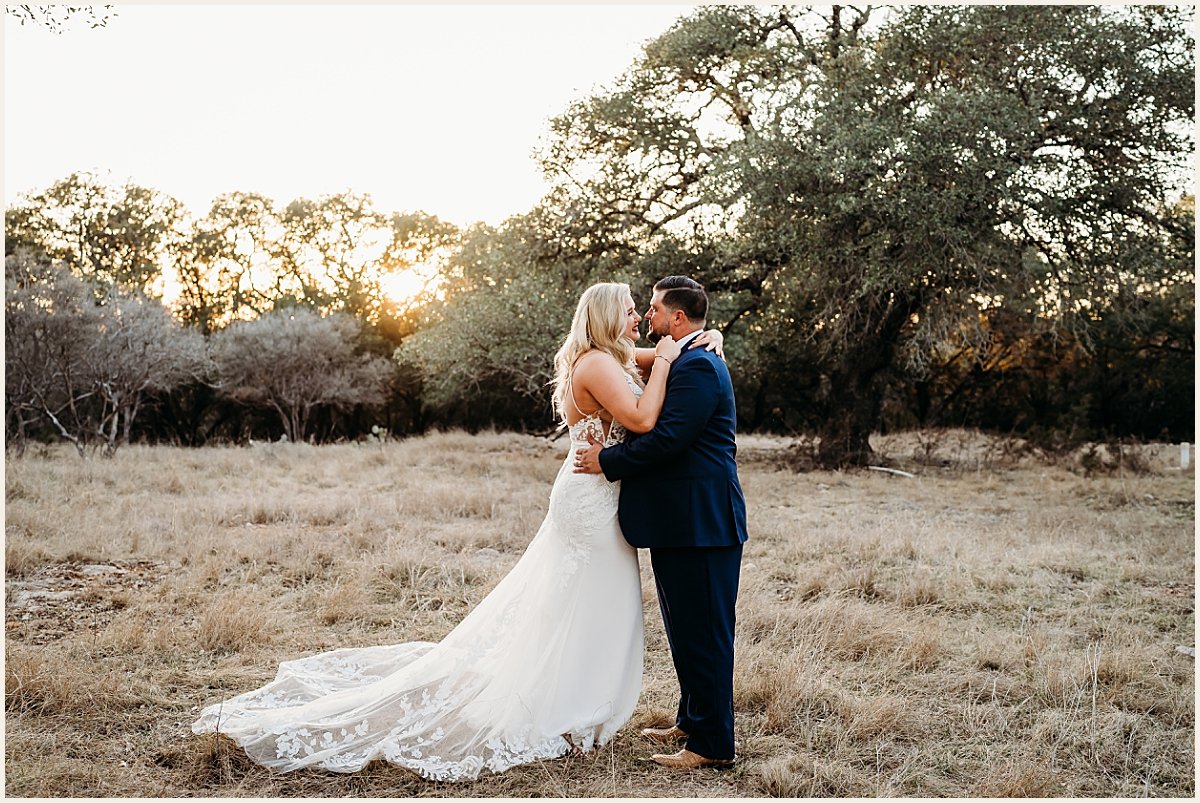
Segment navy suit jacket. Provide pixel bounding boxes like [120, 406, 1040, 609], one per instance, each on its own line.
[598, 342, 749, 549]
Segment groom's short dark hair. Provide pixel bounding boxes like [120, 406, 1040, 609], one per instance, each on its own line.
[654, 276, 708, 324]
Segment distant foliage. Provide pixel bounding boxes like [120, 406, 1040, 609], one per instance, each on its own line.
[210, 308, 393, 443]
[171, 192, 457, 336]
[399, 275, 574, 430]
[5, 253, 208, 456]
[882, 290, 1196, 444]
[396, 218, 595, 430]
[172, 191, 280, 334]
[3, 6, 1194, 451]
[5, 172, 185, 298]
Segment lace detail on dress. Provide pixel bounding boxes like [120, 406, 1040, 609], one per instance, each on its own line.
[198, 611, 604, 781]
[551, 372, 640, 588]
[192, 369, 645, 782]
[564, 371, 640, 447]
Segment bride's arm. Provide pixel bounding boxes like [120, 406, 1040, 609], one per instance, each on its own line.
[633, 348, 655, 383]
[576, 340, 680, 434]
[634, 348, 656, 373]
[633, 329, 725, 372]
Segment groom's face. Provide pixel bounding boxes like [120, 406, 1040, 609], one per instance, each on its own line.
[644, 290, 674, 343]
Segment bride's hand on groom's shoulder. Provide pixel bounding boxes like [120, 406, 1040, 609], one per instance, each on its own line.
[691, 328, 725, 360]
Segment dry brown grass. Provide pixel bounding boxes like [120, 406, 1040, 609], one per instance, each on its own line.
[196, 590, 274, 653]
[4, 430, 1194, 797]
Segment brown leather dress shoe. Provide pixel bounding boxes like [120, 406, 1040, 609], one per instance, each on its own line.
[651, 748, 736, 770]
[640, 725, 689, 745]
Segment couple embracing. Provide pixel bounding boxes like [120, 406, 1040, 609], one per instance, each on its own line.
[193, 276, 749, 782]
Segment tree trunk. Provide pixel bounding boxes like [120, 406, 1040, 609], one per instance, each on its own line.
[816, 364, 887, 467]
[7, 407, 28, 456]
[121, 394, 142, 447]
[103, 405, 120, 458]
[270, 401, 296, 443]
[815, 293, 917, 468]
[914, 379, 931, 427]
[38, 394, 88, 458]
[298, 405, 312, 443]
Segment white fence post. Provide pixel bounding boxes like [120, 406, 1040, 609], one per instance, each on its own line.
[1182, 442, 1191, 470]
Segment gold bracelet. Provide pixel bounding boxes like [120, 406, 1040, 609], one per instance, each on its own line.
[655, 355, 674, 365]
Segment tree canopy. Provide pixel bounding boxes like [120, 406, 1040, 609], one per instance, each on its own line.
[6, 172, 185, 298]
[6, 5, 115, 33]
[4, 5, 1194, 458]
[537, 4, 1194, 464]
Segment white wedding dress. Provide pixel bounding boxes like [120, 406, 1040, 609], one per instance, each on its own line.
[192, 379, 644, 782]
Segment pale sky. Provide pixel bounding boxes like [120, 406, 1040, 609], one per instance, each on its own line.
[4, 3, 694, 228]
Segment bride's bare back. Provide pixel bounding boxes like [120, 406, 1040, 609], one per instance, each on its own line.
[566, 342, 680, 435]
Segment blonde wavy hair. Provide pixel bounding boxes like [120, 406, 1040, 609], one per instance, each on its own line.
[551, 282, 644, 423]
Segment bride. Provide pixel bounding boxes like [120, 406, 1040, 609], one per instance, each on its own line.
[192, 282, 721, 781]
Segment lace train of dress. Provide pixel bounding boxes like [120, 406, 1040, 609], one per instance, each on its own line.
[192, 410, 644, 782]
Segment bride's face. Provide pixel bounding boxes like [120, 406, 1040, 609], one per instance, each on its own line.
[622, 295, 642, 342]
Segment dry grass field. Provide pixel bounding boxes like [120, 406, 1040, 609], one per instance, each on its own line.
[4, 430, 1195, 797]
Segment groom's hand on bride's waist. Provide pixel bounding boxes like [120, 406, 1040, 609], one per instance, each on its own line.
[573, 432, 604, 474]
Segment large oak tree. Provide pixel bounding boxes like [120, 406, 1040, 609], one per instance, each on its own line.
[539, 4, 1194, 465]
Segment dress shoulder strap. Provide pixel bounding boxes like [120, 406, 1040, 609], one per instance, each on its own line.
[565, 354, 606, 421]
[564, 370, 587, 419]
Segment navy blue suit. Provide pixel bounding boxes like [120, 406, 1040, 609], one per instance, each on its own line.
[598, 339, 747, 760]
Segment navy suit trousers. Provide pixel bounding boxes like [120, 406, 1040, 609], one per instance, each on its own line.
[650, 543, 742, 760]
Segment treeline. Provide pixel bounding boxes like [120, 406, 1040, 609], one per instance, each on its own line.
[6, 5, 1196, 464]
[5, 174, 1192, 456]
[5, 176, 436, 454]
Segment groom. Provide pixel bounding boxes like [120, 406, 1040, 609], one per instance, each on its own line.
[575, 275, 748, 769]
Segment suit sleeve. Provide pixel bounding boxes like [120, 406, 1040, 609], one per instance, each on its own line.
[598, 357, 719, 481]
